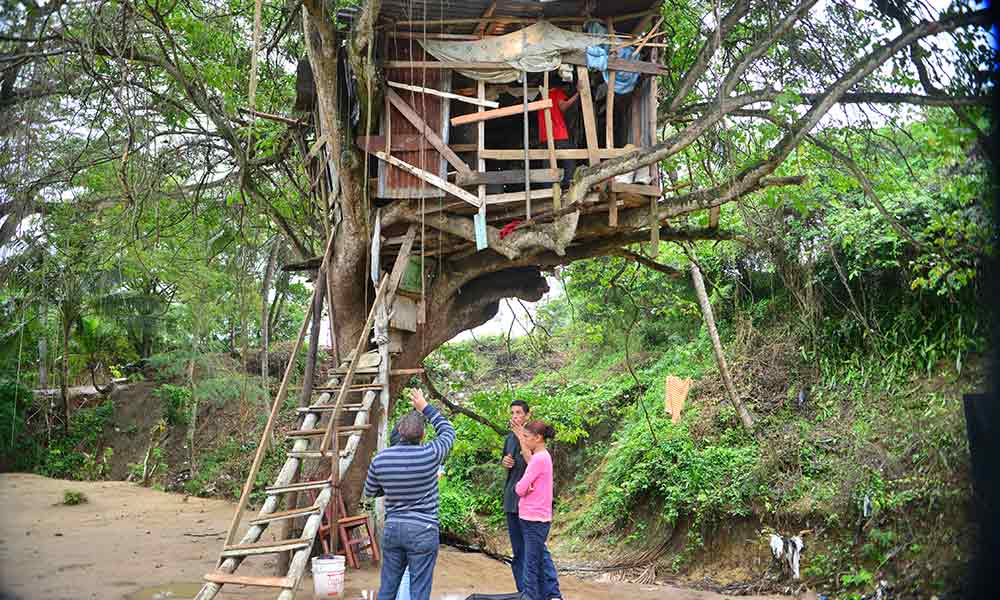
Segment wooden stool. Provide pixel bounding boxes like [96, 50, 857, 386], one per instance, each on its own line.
[315, 491, 380, 569]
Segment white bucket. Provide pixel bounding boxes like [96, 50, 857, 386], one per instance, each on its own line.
[312, 555, 346, 598]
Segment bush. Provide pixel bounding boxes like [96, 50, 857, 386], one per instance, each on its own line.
[62, 490, 87, 505]
[38, 400, 116, 479]
[154, 383, 192, 426]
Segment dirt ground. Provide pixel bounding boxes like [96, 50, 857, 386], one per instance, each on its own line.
[0, 474, 790, 600]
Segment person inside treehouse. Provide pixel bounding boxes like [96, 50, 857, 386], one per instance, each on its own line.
[536, 79, 581, 190]
[363, 388, 455, 600]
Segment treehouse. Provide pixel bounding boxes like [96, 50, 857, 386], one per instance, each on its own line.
[342, 0, 667, 295]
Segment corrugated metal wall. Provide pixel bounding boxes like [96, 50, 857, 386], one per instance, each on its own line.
[377, 42, 452, 199]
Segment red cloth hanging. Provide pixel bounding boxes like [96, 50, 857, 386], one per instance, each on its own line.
[499, 220, 523, 239]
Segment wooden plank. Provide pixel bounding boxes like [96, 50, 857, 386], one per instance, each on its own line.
[542, 71, 560, 211]
[370, 151, 480, 207]
[385, 89, 471, 175]
[221, 538, 312, 558]
[287, 425, 371, 437]
[388, 80, 499, 109]
[649, 193, 659, 257]
[306, 135, 328, 160]
[480, 148, 635, 160]
[576, 66, 600, 168]
[318, 276, 390, 454]
[266, 479, 331, 494]
[456, 169, 563, 186]
[485, 188, 554, 204]
[385, 224, 418, 307]
[522, 72, 531, 219]
[385, 60, 502, 70]
[562, 52, 668, 76]
[390, 295, 418, 332]
[203, 573, 295, 588]
[611, 182, 662, 196]
[451, 99, 552, 127]
[473, 0, 498, 36]
[476, 80, 487, 251]
[297, 404, 365, 413]
[357, 135, 477, 154]
[609, 192, 619, 227]
[248, 505, 321, 525]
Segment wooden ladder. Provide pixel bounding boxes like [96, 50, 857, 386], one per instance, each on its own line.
[194, 224, 419, 600]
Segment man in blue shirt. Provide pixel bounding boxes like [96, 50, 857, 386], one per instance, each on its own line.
[364, 389, 455, 600]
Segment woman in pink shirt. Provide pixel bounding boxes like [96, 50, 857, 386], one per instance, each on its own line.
[513, 420, 562, 600]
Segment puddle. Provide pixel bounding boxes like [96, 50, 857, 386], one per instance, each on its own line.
[126, 582, 203, 599]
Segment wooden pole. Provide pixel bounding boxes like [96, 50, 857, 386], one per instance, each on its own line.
[542, 71, 560, 210]
[523, 70, 531, 219]
[319, 276, 390, 453]
[690, 257, 755, 432]
[221, 294, 315, 553]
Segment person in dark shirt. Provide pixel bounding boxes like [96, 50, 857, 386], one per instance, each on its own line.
[501, 399, 531, 592]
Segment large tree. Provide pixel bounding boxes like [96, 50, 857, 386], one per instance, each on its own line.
[1, 0, 991, 473]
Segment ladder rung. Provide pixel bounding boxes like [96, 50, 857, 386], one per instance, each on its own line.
[287, 425, 371, 438]
[266, 479, 331, 494]
[203, 572, 295, 588]
[287, 450, 349, 459]
[221, 537, 312, 558]
[297, 404, 366, 413]
[313, 385, 383, 393]
[248, 505, 322, 525]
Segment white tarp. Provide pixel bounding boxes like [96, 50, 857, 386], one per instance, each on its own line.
[418, 21, 607, 83]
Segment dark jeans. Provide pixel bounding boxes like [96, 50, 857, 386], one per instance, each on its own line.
[378, 520, 439, 600]
[506, 512, 525, 591]
[554, 139, 577, 189]
[519, 519, 561, 600]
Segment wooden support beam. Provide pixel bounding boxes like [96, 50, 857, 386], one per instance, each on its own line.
[473, 1, 498, 36]
[576, 66, 600, 168]
[385, 89, 472, 175]
[562, 52, 668, 76]
[203, 573, 295, 589]
[392, 10, 655, 28]
[480, 147, 635, 160]
[709, 206, 721, 228]
[609, 191, 619, 227]
[385, 225, 418, 308]
[476, 79, 488, 250]
[484, 187, 554, 204]
[450, 99, 552, 126]
[387, 80, 499, 109]
[385, 61, 501, 70]
[369, 150, 480, 207]
[357, 135, 476, 154]
[455, 169, 563, 186]
[543, 71, 560, 211]
[611, 182, 661, 196]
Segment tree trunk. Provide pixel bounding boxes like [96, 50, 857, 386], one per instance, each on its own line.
[690, 259, 755, 432]
[187, 357, 199, 476]
[59, 314, 71, 434]
[260, 241, 279, 382]
[38, 333, 48, 389]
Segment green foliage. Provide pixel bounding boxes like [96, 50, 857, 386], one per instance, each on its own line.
[38, 400, 116, 479]
[155, 384, 193, 426]
[0, 378, 39, 470]
[438, 477, 475, 536]
[62, 490, 88, 506]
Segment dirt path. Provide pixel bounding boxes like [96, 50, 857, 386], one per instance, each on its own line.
[0, 474, 789, 600]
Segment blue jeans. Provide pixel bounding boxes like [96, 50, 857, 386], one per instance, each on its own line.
[519, 519, 561, 600]
[378, 520, 439, 600]
[395, 567, 410, 600]
[506, 512, 525, 592]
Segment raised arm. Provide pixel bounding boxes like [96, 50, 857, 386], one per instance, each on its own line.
[410, 388, 455, 463]
[514, 454, 541, 497]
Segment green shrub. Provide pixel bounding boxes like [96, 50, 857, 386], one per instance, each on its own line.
[154, 383, 192, 426]
[62, 490, 87, 505]
[439, 477, 474, 536]
[38, 400, 116, 479]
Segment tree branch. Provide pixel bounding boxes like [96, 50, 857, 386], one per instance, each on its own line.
[420, 371, 506, 437]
